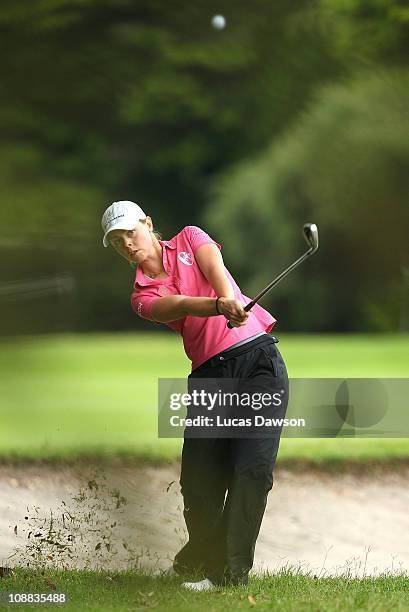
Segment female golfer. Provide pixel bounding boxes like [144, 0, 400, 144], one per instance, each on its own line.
[101, 200, 289, 590]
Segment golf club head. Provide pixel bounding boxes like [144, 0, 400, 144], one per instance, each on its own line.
[303, 223, 319, 252]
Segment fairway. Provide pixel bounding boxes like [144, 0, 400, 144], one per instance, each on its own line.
[0, 332, 408, 463]
[2, 2, 408, 608]
[2, 568, 409, 612]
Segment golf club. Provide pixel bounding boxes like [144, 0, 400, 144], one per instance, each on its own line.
[227, 223, 319, 328]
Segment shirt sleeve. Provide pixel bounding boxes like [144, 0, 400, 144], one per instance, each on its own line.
[131, 291, 160, 322]
[184, 226, 221, 254]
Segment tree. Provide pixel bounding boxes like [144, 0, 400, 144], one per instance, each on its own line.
[204, 69, 409, 331]
[0, 0, 343, 332]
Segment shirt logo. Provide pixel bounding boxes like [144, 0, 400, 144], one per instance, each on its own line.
[137, 302, 143, 316]
[178, 251, 193, 266]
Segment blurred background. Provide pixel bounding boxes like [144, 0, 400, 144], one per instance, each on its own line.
[0, 0, 408, 461]
[1, 0, 408, 335]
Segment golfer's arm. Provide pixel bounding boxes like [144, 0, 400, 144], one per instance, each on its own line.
[151, 295, 219, 323]
[194, 243, 235, 298]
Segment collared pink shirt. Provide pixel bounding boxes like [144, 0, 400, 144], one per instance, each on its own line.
[131, 226, 276, 371]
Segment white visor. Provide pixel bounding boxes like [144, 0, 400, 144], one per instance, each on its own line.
[102, 200, 146, 247]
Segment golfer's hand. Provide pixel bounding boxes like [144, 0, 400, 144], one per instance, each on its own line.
[218, 298, 249, 327]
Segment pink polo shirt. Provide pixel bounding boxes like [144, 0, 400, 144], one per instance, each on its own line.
[131, 226, 276, 371]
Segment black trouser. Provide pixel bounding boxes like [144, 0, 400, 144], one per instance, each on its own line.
[173, 334, 289, 586]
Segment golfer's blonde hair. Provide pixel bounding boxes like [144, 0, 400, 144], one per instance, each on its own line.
[139, 217, 162, 241]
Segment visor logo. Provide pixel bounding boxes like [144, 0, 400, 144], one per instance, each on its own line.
[108, 213, 125, 225]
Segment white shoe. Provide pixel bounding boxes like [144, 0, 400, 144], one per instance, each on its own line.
[151, 566, 177, 577]
[182, 578, 215, 591]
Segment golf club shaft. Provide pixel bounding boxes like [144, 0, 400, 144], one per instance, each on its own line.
[227, 246, 315, 329]
[244, 247, 314, 310]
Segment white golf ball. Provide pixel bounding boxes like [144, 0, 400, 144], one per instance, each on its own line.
[212, 15, 226, 30]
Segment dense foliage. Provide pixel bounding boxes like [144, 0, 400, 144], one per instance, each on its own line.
[0, 0, 407, 332]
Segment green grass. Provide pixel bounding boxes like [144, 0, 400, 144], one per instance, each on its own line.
[0, 567, 409, 611]
[0, 332, 408, 464]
